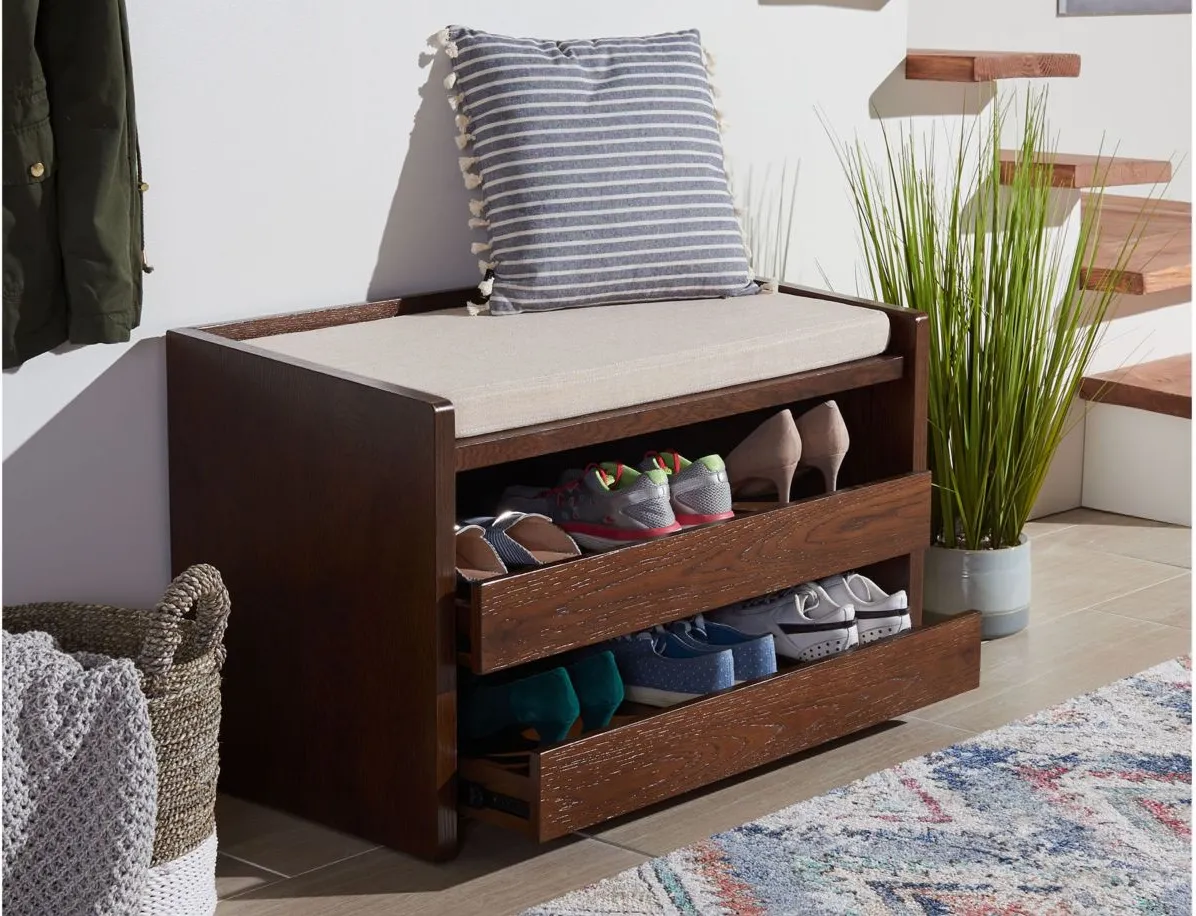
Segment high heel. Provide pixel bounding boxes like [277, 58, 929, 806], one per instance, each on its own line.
[565, 651, 624, 731]
[460, 667, 580, 746]
[795, 401, 849, 492]
[725, 409, 803, 504]
[804, 453, 845, 492]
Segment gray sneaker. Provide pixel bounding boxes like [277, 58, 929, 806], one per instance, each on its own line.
[499, 462, 679, 551]
[638, 451, 734, 527]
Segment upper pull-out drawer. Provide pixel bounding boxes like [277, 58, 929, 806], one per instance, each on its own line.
[462, 471, 930, 673]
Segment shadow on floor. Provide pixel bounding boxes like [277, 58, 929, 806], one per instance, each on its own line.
[238, 823, 593, 898]
[239, 720, 905, 899]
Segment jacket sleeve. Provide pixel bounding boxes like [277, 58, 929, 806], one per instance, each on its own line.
[36, 0, 142, 344]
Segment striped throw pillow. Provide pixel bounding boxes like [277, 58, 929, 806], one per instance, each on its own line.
[441, 27, 758, 314]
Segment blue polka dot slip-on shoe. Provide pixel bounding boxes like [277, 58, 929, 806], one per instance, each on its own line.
[666, 614, 777, 684]
[606, 631, 735, 707]
[709, 582, 858, 663]
[462, 512, 581, 568]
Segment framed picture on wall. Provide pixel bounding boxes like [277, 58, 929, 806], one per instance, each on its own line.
[1059, 0, 1190, 13]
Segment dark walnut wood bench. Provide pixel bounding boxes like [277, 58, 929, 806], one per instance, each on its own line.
[166, 283, 981, 862]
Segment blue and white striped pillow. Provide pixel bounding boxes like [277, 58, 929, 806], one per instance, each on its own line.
[442, 27, 758, 315]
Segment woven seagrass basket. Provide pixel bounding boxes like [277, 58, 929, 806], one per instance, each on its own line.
[4, 564, 230, 865]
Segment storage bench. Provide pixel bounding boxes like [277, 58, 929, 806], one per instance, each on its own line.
[166, 283, 981, 862]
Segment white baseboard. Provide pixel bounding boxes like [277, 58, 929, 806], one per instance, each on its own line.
[1081, 403, 1191, 526]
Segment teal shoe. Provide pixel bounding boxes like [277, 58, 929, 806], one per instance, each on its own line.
[565, 651, 624, 731]
[461, 666, 579, 746]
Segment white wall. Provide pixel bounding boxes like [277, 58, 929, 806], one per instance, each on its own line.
[911, 0, 1193, 377]
[3, 0, 1190, 604]
[910, 0, 1191, 202]
[2, 0, 913, 604]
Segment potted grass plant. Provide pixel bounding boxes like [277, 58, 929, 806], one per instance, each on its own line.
[834, 90, 1154, 638]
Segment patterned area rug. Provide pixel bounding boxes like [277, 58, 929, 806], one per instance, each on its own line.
[525, 658, 1192, 915]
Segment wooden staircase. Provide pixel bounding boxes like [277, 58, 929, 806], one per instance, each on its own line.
[905, 50, 1081, 81]
[1079, 195, 1191, 296]
[998, 152, 1172, 189]
[1081, 355, 1192, 419]
[1077, 355, 1191, 526]
[898, 35, 1189, 528]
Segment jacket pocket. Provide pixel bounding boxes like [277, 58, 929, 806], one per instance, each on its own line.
[3, 115, 55, 187]
[3, 114, 60, 319]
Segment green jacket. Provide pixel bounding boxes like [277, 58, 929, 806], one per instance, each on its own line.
[3, 0, 148, 368]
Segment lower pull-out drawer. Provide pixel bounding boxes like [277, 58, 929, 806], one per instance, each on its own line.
[460, 612, 981, 841]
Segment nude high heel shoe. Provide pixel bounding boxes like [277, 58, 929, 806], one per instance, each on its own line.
[795, 400, 849, 492]
[725, 409, 803, 504]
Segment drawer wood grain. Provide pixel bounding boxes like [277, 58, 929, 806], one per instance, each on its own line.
[466, 472, 931, 673]
[461, 613, 982, 840]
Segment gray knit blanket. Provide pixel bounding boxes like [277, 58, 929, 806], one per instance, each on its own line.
[3, 631, 158, 915]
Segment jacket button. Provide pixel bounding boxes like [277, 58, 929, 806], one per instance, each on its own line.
[29, 162, 44, 179]
[139, 181, 149, 192]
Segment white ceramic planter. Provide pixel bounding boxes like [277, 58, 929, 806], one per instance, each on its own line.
[924, 535, 1031, 639]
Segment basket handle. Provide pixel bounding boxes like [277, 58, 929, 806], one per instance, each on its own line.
[139, 564, 231, 677]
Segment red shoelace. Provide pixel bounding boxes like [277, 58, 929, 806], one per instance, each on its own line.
[543, 462, 624, 502]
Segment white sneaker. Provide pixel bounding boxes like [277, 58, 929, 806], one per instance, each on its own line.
[710, 583, 858, 662]
[819, 573, 911, 645]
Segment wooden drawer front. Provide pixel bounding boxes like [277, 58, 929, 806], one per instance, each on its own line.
[467, 472, 931, 673]
[463, 613, 980, 841]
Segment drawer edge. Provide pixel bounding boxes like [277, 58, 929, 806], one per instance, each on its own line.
[534, 613, 981, 839]
[472, 472, 932, 673]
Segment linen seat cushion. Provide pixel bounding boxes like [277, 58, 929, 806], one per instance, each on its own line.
[444, 26, 757, 314]
[251, 293, 891, 438]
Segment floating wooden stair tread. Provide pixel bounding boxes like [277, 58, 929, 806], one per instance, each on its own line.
[1080, 194, 1191, 295]
[905, 50, 1081, 82]
[999, 152, 1172, 189]
[1080, 355, 1191, 419]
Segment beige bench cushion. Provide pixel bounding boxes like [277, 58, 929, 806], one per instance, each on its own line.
[251, 292, 891, 438]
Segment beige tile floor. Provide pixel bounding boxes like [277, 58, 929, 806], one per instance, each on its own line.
[216, 508, 1191, 915]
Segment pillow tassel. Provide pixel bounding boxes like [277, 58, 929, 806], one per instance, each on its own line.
[468, 269, 496, 316]
[444, 28, 753, 312]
